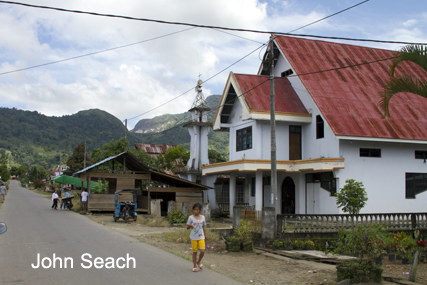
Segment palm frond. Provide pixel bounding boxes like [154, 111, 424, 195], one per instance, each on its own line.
[390, 44, 427, 76]
[379, 74, 427, 117]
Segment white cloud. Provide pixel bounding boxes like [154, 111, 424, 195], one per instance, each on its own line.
[0, 0, 426, 131]
[403, 19, 417, 28]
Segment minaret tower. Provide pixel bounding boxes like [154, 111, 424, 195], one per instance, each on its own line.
[183, 78, 212, 183]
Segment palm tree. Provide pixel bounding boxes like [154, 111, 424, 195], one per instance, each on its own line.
[380, 44, 427, 117]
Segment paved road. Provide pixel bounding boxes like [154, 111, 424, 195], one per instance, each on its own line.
[0, 181, 241, 285]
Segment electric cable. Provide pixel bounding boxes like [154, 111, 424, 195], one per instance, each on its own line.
[0, 27, 196, 76]
[1, 0, 426, 45]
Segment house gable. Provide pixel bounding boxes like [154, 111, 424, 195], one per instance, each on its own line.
[213, 72, 311, 131]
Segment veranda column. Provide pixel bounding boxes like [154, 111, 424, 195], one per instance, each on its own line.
[255, 170, 263, 211]
[229, 173, 236, 217]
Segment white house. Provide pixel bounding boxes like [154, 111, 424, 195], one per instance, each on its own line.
[202, 35, 427, 216]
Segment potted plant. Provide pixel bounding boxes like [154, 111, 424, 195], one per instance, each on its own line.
[305, 240, 315, 250]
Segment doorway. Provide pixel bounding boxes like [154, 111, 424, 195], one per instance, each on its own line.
[281, 177, 295, 214]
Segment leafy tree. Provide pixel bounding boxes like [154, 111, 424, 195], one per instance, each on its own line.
[380, 45, 427, 117]
[0, 153, 8, 165]
[10, 166, 20, 176]
[102, 137, 130, 157]
[336, 179, 368, 234]
[67, 143, 93, 172]
[208, 149, 226, 163]
[0, 164, 10, 181]
[335, 179, 368, 215]
[163, 146, 189, 171]
[28, 165, 47, 181]
[18, 165, 27, 178]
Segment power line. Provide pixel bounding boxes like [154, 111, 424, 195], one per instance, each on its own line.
[0, 27, 196, 76]
[1, 0, 426, 45]
[126, 41, 268, 122]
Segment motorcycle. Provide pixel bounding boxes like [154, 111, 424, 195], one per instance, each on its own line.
[63, 197, 74, 210]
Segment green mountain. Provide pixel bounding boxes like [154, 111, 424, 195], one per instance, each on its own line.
[0, 95, 229, 169]
[132, 95, 229, 157]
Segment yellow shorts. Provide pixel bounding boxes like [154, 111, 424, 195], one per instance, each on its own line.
[191, 239, 205, 252]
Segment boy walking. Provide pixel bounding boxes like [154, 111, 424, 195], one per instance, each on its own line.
[186, 203, 206, 272]
[0, 184, 6, 203]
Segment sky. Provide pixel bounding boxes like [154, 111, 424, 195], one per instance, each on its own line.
[0, 0, 426, 130]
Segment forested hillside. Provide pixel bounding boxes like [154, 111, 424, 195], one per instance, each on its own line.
[0, 95, 229, 169]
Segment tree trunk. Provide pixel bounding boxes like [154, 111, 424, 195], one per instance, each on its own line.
[409, 250, 420, 282]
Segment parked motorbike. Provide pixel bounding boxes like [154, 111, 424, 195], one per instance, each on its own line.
[65, 197, 73, 210]
[0, 222, 6, 235]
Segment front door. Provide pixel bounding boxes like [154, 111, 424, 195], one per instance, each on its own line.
[281, 177, 295, 214]
[289, 126, 301, 160]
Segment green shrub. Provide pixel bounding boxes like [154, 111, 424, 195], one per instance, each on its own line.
[337, 259, 383, 283]
[236, 220, 252, 242]
[167, 210, 187, 224]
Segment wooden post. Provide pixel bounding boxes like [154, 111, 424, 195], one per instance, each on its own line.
[123, 156, 126, 172]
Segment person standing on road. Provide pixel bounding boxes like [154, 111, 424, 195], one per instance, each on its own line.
[186, 203, 206, 272]
[51, 190, 59, 210]
[0, 184, 6, 203]
[81, 189, 89, 213]
[59, 186, 68, 210]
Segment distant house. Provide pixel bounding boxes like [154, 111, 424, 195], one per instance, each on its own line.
[202, 35, 427, 216]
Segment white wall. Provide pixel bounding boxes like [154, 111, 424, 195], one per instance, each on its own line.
[337, 140, 427, 213]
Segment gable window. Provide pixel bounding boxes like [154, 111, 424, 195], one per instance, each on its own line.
[236, 126, 252, 151]
[281, 69, 294, 77]
[360, 148, 381, 158]
[415, 151, 427, 160]
[405, 173, 427, 199]
[316, 115, 324, 139]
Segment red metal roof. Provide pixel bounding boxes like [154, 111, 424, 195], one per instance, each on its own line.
[274, 36, 427, 140]
[234, 73, 308, 114]
[134, 143, 177, 154]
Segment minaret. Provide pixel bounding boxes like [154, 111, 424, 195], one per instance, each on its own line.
[183, 79, 212, 183]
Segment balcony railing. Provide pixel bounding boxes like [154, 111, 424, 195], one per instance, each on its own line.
[277, 213, 427, 236]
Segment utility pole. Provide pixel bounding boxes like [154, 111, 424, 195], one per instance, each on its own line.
[124, 119, 128, 139]
[269, 35, 279, 237]
[84, 142, 87, 169]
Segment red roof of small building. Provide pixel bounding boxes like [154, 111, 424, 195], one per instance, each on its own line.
[134, 143, 177, 155]
[234, 73, 308, 114]
[274, 36, 427, 141]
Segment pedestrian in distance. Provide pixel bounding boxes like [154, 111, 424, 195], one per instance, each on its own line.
[81, 189, 89, 213]
[0, 184, 6, 203]
[51, 190, 59, 210]
[186, 203, 206, 272]
[59, 186, 68, 210]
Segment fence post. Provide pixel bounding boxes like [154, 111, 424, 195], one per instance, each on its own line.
[202, 203, 211, 223]
[277, 215, 282, 237]
[233, 206, 243, 229]
[411, 214, 417, 229]
[262, 207, 275, 240]
[182, 202, 192, 216]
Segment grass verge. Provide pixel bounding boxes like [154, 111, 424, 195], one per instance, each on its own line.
[162, 228, 220, 243]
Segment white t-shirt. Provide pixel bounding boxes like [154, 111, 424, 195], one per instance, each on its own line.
[187, 215, 206, 240]
[81, 191, 89, 202]
[51, 193, 59, 201]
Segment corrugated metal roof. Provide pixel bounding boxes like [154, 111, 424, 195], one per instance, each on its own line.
[233, 73, 309, 114]
[274, 36, 427, 140]
[73, 152, 128, 175]
[135, 143, 177, 154]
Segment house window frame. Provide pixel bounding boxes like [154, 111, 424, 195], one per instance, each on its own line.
[237, 185, 244, 204]
[405, 173, 427, 199]
[236, 126, 252, 152]
[316, 115, 324, 139]
[360, 148, 381, 158]
[415, 150, 427, 160]
[281, 69, 294, 77]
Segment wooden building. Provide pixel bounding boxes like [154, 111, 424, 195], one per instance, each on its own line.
[73, 151, 210, 215]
